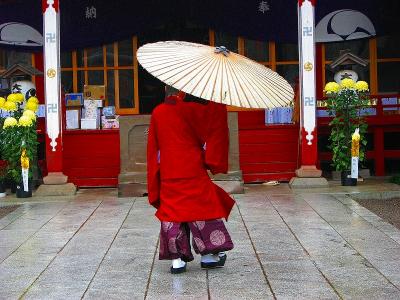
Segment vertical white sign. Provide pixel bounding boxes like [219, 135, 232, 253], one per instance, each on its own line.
[298, 0, 316, 145]
[43, 0, 60, 151]
[351, 157, 359, 179]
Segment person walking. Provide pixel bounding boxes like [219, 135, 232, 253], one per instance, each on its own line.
[147, 86, 235, 274]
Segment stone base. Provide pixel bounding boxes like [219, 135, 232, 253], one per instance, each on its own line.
[332, 169, 371, 181]
[118, 179, 244, 198]
[289, 177, 329, 188]
[359, 168, 371, 178]
[118, 183, 148, 198]
[213, 180, 244, 194]
[332, 171, 341, 181]
[34, 183, 77, 197]
[295, 166, 322, 178]
[43, 172, 68, 185]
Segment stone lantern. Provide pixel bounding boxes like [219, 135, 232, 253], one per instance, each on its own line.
[329, 49, 368, 84]
[0, 63, 43, 99]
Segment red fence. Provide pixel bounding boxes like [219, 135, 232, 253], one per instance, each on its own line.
[317, 94, 400, 176]
[238, 94, 400, 183]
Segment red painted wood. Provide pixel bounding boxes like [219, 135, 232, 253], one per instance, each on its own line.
[238, 111, 300, 182]
[240, 152, 298, 163]
[300, 127, 318, 166]
[239, 130, 299, 144]
[317, 94, 400, 176]
[42, 0, 59, 12]
[298, 0, 316, 6]
[239, 143, 298, 154]
[63, 157, 120, 168]
[241, 162, 297, 174]
[316, 44, 323, 100]
[384, 150, 400, 158]
[34, 53, 44, 104]
[69, 178, 118, 187]
[238, 111, 267, 127]
[63, 130, 120, 187]
[243, 172, 296, 183]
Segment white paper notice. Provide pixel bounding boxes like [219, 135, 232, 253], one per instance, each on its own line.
[351, 157, 359, 179]
[66, 110, 79, 129]
[22, 168, 29, 192]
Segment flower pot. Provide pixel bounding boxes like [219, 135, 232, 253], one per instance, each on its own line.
[0, 181, 6, 198]
[9, 181, 16, 194]
[16, 180, 32, 198]
[341, 171, 357, 186]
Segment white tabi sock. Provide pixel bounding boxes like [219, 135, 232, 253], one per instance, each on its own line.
[201, 254, 220, 263]
[172, 258, 186, 269]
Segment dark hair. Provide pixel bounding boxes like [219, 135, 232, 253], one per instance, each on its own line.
[184, 94, 208, 105]
[165, 85, 180, 97]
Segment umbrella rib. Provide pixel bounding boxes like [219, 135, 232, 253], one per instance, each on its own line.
[242, 60, 294, 106]
[215, 57, 225, 103]
[234, 53, 293, 104]
[169, 56, 215, 90]
[235, 58, 283, 107]
[197, 55, 221, 102]
[234, 57, 291, 107]
[139, 53, 206, 73]
[230, 57, 266, 108]
[159, 56, 212, 84]
[143, 55, 210, 81]
[224, 57, 253, 108]
[229, 57, 277, 108]
[176, 56, 218, 94]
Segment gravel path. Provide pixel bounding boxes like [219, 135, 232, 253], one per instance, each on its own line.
[0, 205, 19, 219]
[354, 198, 400, 229]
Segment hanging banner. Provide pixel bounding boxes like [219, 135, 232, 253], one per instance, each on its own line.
[299, 0, 316, 146]
[43, 0, 60, 151]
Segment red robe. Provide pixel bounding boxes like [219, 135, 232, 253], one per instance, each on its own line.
[147, 95, 235, 222]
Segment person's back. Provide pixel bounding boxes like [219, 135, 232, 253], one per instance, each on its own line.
[151, 97, 208, 180]
[147, 88, 234, 274]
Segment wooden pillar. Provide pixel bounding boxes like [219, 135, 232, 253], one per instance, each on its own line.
[295, 0, 322, 178]
[42, 0, 67, 184]
[374, 127, 385, 176]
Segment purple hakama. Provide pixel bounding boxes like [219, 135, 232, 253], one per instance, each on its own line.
[159, 219, 234, 261]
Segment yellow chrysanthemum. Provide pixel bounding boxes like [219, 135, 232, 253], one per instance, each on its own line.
[355, 81, 369, 92]
[3, 101, 17, 111]
[23, 109, 37, 121]
[324, 82, 340, 94]
[7, 93, 24, 103]
[15, 93, 25, 103]
[340, 78, 355, 89]
[18, 115, 33, 127]
[0, 97, 5, 108]
[25, 101, 38, 112]
[27, 96, 39, 104]
[3, 117, 18, 128]
[6, 93, 17, 102]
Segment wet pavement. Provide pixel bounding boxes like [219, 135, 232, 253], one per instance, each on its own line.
[0, 180, 400, 299]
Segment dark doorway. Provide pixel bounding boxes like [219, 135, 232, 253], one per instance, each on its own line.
[138, 20, 209, 114]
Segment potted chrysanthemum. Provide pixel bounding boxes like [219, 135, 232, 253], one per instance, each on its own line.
[324, 79, 369, 186]
[0, 92, 39, 197]
[0, 95, 8, 196]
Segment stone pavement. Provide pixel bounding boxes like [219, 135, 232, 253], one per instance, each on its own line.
[0, 181, 400, 300]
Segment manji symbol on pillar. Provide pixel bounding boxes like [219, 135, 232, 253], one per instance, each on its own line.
[41, 0, 70, 187]
[291, 0, 327, 185]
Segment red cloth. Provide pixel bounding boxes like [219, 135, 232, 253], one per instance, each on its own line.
[147, 95, 235, 222]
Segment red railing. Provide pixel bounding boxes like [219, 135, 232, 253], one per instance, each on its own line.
[317, 94, 400, 176]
